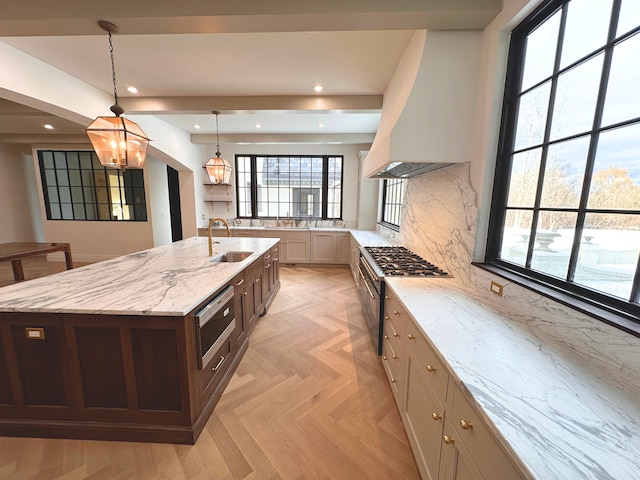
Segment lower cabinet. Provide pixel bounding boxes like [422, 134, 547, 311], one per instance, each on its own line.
[283, 231, 310, 263]
[383, 285, 525, 480]
[232, 270, 249, 347]
[403, 336, 445, 480]
[310, 232, 336, 263]
[349, 236, 360, 285]
[336, 232, 350, 264]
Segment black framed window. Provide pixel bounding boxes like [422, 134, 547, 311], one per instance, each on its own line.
[38, 150, 147, 221]
[485, 0, 640, 329]
[235, 155, 343, 219]
[380, 179, 406, 229]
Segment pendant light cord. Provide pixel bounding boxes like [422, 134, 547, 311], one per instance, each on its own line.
[108, 31, 119, 107]
[216, 113, 220, 150]
[215, 112, 221, 156]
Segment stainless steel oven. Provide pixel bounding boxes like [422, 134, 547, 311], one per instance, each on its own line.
[357, 249, 385, 355]
[195, 285, 235, 369]
[357, 246, 451, 355]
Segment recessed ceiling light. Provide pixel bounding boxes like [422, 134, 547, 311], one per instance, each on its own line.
[193, 124, 201, 129]
[318, 123, 325, 128]
[127, 86, 138, 94]
[313, 84, 323, 93]
[255, 124, 262, 129]
[44, 124, 54, 130]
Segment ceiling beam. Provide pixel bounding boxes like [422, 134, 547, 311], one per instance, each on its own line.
[120, 95, 383, 115]
[192, 133, 375, 144]
[0, 1, 502, 36]
[0, 134, 89, 144]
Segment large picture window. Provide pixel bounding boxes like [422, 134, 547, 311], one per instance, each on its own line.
[38, 150, 147, 221]
[486, 0, 640, 328]
[236, 155, 343, 219]
[380, 179, 406, 229]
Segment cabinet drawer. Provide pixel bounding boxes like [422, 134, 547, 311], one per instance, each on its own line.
[200, 334, 234, 396]
[450, 384, 524, 480]
[406, 321, 448, 401]
[383, 313, 403, 355]
[382, 340, 402, 403]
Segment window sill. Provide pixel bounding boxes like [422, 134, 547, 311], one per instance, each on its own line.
[472, 262, 640, 338]
[377, 221, 400, 232]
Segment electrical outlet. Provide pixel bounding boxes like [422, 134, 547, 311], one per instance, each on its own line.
[490, 281, 504, 297]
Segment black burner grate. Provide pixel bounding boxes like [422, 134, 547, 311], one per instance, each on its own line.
[364, 246, 450, 277]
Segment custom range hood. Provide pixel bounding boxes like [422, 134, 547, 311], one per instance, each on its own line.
[371, 161, 455, 179]
[363, 30, 482, 179]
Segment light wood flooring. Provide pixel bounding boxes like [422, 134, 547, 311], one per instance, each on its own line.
[0, 260, 420, 480]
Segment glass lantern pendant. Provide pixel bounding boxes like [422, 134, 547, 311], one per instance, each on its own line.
[204, 111, 231, 184]
[86, 21, 150, 169]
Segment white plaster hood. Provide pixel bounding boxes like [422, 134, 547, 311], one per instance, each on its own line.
[363, 30, 482, 179]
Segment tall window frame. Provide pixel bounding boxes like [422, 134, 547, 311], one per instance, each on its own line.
[235, 155, 343, 220]
[38, 150, 147, 222]
[380, 178, 406, 230]
[485, 0, 640, 334]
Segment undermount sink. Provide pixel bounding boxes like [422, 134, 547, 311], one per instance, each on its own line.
[210, 251, 253, 263]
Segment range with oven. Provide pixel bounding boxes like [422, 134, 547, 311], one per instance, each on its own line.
[357, 246, 450, 354]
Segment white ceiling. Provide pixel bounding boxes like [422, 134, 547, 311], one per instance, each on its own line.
[0, 0, 502, 144]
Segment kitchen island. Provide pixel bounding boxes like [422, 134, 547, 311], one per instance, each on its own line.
[0, 236, 280, 444]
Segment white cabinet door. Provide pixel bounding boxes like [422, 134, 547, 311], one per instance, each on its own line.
[336, 232, 350, 264]
[284, 231, 310, 263]
[310, 232, 335, 263]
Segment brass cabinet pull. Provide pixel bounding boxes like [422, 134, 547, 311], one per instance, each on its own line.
[393, 332, 400, 337]
[426, 365, 436, 373]
[255, 278, 261, 283]
[460, 419, 473, 430]
[391, 378, 397, 383]
[235, 278, 244, 286]
[384, 315, 390, 320]
[242, 291, 248, 296]
[431, 412, 442, 421]
[393, 310, 400, 315]
[392, 354, 398, 360]
[384, 335, 389, 340]
[408, 334, 416, 340]
[443, 435, 454, 445]
[382, 356, 388, 361]
[265, 264, 271, 269]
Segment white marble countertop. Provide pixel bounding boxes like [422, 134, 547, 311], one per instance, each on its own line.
[0, 237, 278, 317]
[385, 277, 640, 480]
[349, 229, 395, 246]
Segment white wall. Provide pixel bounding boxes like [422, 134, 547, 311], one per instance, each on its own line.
[200, 142, 367, 228]
[145, 156, 173, 247]
[0, 145, 34, 242]
[0, 41, 206, 254]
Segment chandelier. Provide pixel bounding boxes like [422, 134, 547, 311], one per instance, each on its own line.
[86, 20, 150, 169]
[204, 111, 232, 184]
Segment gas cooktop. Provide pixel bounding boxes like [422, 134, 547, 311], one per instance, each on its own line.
[364, 246, 451, 277]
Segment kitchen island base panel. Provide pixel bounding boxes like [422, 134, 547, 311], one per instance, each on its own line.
[0, 336, 248, 445]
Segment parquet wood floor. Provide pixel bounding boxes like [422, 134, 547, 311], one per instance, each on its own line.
[0, 261, 420, 480]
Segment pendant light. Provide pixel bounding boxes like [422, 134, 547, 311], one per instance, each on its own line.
[205, 111, 232, 184]
[86, 20, 150, 169]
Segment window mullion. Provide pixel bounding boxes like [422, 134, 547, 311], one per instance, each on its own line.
[566, 0, 620, 282]
[525, 3, 568, 269]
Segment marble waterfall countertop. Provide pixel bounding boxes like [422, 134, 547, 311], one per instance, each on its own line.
[0, 237, 278, 316]
[386, 277, 640, 480]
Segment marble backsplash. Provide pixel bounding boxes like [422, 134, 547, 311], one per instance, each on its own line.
[391, 162, 640, 396]
[208, 218, 356, 229]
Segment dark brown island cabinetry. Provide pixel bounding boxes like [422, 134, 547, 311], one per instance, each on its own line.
[0, 241, 280, 444]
